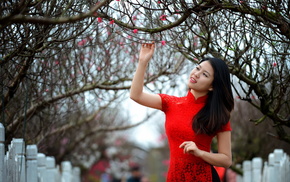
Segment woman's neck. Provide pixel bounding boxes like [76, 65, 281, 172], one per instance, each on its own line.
[190, 89, 209, 100]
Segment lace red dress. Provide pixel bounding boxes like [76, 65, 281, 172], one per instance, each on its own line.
[158, 91, 231, 182]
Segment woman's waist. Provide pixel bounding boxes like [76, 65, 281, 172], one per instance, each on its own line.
[169, 143, 210, 155]
[169, 155, 207, 164]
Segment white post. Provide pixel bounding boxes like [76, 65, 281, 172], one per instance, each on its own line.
[274, 149, 283, 182]
[262, 161, 268, 182]
[13, 138, 26, 182]
[44, 156, 57, 182]
[61, 161, 72, 182]
[0, 123, 4, 182]
[285, 154, 290, 182]
[252, 157, 262, 182]
[5, 144, 12, 182]
[72, 167, 81, 182]
[279, 152, 287, 182]
[266, 153, 275, 182]
[37, 153, 46, 182]
[243, 160, 251, 182]
[26, 145, 38, 182]
[285, 155, 290, 182]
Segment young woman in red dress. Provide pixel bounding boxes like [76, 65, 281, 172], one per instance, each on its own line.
[130, 42, 234, 182]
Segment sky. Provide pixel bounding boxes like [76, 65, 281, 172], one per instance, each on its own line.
[123, 97, 165, 149]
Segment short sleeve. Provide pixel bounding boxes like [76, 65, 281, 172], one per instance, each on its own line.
[218, 121, 232, 133]
[158, 93, 172, 112]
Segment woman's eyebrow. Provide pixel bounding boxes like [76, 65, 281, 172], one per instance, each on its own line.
[199, 65, 211, 76]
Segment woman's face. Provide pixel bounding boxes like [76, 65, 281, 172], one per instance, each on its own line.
[188, 61, 214, 96]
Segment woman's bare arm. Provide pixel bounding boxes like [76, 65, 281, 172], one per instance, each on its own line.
[179, 131, 232, 168]
[130, 42, 162, 110]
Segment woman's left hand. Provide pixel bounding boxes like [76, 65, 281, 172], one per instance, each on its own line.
[179, 141, 204, 157]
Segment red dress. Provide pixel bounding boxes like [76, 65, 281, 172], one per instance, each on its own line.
[159, 91, 231, 182]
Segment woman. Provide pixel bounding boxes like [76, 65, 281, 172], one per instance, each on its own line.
[130, 42, 234, 182]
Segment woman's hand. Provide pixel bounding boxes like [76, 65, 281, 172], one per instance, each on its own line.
[179, 132, 232, 168]
[179, 141, 204, 157]
[139, 42, 155, 64]
[130, 41, 162, 110]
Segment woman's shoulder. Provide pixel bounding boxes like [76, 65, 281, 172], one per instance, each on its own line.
[158, 93, 186, 102]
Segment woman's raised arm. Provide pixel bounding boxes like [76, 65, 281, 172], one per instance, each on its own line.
[130, 42, 162, 110]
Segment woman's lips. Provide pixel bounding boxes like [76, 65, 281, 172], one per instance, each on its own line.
[190, 77, 197, 83]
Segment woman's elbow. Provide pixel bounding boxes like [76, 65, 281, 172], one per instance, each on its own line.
[129, 92, 140, 103]
[223, 158, 232, 168]
[130, 95, 138, 102]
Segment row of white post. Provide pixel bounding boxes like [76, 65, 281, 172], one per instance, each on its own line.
[237, 149, 290, 182]
[0, 123, 81, 182]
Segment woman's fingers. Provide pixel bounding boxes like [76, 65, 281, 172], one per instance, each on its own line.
[179, 141, 192, 147]
[179, 142, 187, 148]
[179, 141, 197, 154]
[142, 42, 155, 48]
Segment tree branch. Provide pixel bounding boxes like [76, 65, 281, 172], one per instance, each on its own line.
[0, 0, 110, 27]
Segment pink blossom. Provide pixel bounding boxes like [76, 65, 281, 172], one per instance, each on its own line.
[77, 39, 87, 46]
[109, 20, 114, 24]
[157, 1, 161, 3]
[127, 35, 132, 39]
[116, 0, 120, 1]
[160, 14, 167, 21]
[119, 42, 124, 47]
[97, 17, 102, 23]
[132, 16, 137, 21]
[161, 40, 166, 45]
[273, 62, 277, 67]
[133, 29, 138, 33]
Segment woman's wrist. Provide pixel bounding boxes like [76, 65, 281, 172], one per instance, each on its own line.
[195, 149, 205, 158]
[138, 60, 149, 66]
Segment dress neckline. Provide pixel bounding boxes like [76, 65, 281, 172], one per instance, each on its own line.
[187, 91, 208, 104]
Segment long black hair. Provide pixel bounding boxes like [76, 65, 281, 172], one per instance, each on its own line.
[192, 57, 234, 135]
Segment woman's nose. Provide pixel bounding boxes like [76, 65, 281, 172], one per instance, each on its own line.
[194, 71, 200, 78]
